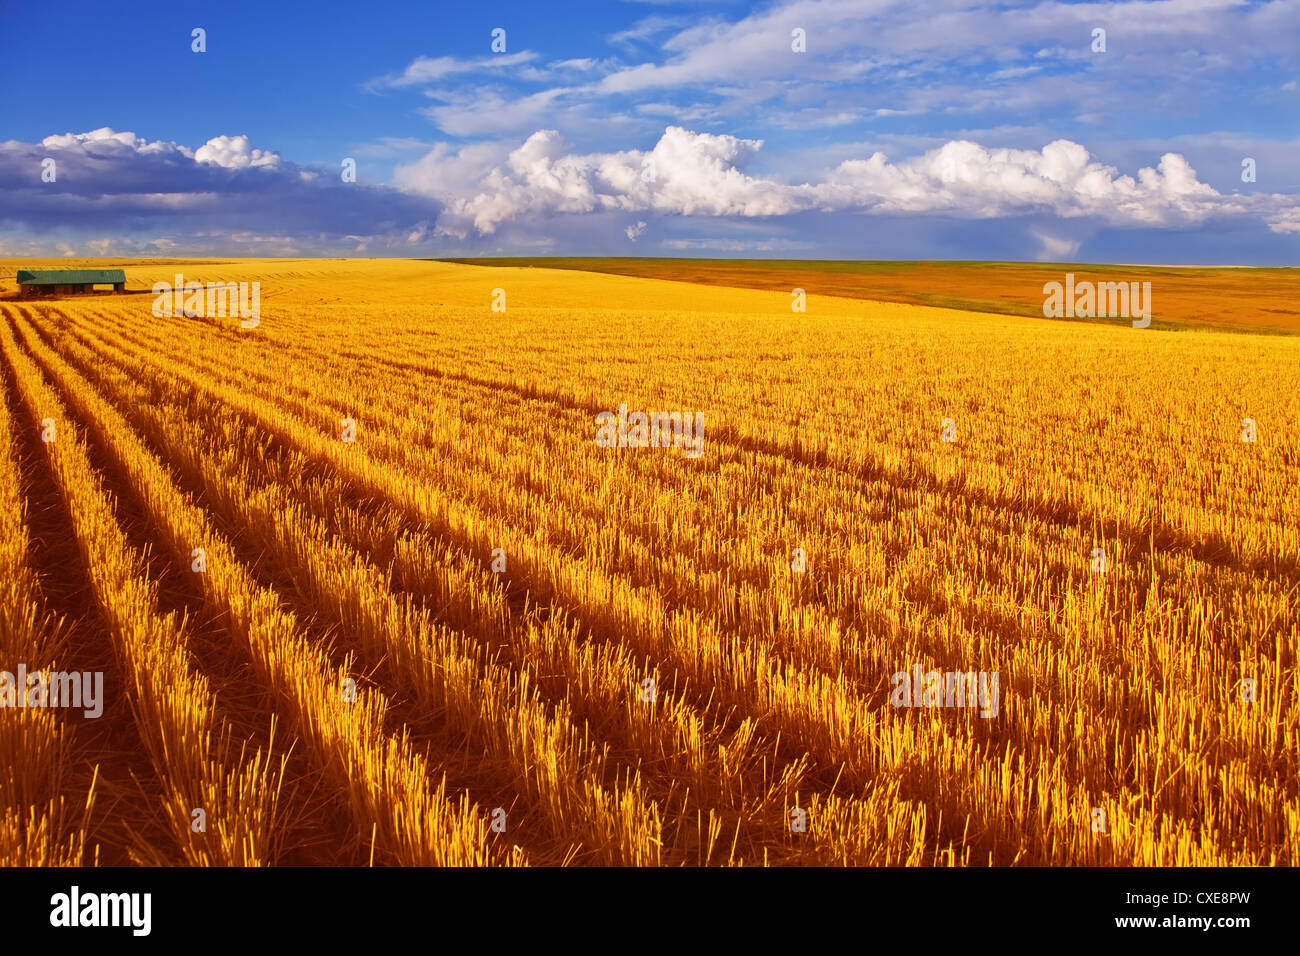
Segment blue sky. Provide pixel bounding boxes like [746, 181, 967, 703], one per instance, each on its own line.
[2, 0, 1298, 262]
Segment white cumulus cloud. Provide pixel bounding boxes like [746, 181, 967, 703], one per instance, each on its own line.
[395, 126, 1298, 238]
[194, 134, 281, 169]
[40, 126, 193, 158]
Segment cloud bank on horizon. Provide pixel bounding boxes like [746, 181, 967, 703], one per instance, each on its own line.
[1, 0, 1297, 262]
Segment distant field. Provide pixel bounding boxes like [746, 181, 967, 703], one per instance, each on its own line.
[442, 258, 1300, 334]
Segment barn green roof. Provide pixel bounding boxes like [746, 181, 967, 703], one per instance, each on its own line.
[16, 269, 126, 285]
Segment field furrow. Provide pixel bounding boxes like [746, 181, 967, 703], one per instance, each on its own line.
[5, 307, 508, 867]
[0, 311, 287, 866]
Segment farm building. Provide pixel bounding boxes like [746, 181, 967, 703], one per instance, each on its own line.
[16, 269, 126, 297]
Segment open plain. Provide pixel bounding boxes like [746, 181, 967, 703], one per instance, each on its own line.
[1, 258, 1296, 866]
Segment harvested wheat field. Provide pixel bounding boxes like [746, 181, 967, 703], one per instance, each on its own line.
[1, 258, 1297, 867]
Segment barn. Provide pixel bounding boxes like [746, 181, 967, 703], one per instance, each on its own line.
[16, 269, 126, 297]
